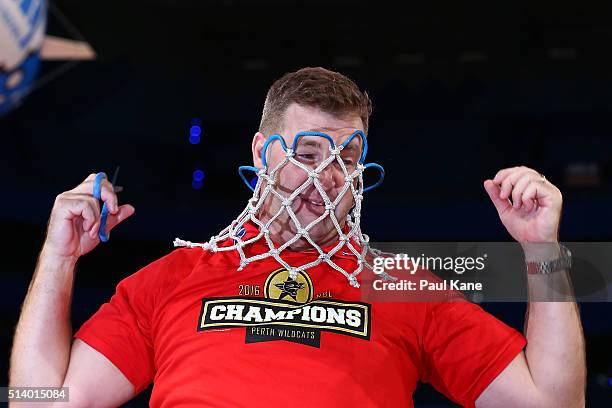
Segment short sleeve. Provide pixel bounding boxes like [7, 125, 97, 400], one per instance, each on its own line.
[421, 300, 527, 408]
[74, 247, 201, 394]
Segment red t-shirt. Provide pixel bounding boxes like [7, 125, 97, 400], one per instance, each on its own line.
[75, 223, 526, 407]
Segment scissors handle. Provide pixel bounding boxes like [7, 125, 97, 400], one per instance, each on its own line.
[93, 167, 121, 242]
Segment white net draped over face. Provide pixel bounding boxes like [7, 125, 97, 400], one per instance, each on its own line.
[174, 130, 394, 288]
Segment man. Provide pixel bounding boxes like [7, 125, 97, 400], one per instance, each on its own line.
[10, 67, 585, 407]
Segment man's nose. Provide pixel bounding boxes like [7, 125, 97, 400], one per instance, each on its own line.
[317, 164, 342, 195]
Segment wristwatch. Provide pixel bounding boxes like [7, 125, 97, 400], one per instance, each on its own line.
[526, 244, 572, 275]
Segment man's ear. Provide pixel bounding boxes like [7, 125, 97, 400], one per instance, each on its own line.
[252, 131, 266, 168]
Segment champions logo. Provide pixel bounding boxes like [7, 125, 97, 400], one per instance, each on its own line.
[198, 297, 371, 342]
[197, 268, 371, 347]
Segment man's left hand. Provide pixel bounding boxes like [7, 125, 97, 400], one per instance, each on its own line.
[483, 166, 562, 243]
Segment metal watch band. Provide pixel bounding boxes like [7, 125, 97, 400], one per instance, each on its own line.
[526, 244, 572, 275]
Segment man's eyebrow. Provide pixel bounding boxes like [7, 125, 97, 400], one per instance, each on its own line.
[296, 130, 364, 150]
[298, 140, 361, 151]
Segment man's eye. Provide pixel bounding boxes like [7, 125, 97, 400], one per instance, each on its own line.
[297, 154, 316, 161]
[341, 156, 356, 166]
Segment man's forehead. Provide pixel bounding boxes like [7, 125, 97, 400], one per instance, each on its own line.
[281, 104, 364, 140]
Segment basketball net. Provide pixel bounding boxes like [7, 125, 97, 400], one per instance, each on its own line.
[174, 130, 395, 288]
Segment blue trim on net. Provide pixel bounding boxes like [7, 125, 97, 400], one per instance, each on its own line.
[238, 166, 260, 192]
[246, 131, 383, 192]
[363, 163, 385, 192]
[291, 131, 336, 151]
[261, 135, 288, 167]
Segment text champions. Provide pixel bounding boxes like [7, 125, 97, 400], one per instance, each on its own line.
[198, 297, 371, 339]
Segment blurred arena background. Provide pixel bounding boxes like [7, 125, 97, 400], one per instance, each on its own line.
[1, 0, 611, 406]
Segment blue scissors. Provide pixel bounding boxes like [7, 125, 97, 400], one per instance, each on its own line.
[92, 166, 122, 242]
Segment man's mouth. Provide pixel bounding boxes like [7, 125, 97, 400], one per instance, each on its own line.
[297, 194, 330, 211]
[303, 198, 325, 206]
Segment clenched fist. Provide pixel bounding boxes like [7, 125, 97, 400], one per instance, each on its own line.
[483, 166, 562, 243]
[43, 173, 135, 260]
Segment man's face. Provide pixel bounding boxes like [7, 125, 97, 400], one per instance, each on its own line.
[252, 103, 364, 249]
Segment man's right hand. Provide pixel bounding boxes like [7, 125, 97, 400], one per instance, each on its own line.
[43, 173, 135, 260]
[10, 173, 139, 406]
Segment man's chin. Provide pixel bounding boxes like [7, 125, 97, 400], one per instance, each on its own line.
[301, 226, 340, 247]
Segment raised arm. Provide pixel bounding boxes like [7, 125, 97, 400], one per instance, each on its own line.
[9, 173, 136, 407]
[476, 167, 585, 407]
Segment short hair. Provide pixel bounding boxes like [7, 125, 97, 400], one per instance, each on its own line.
[259, 67, 373, 137]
